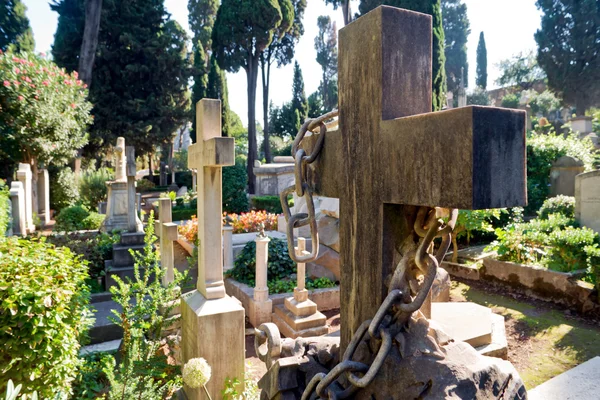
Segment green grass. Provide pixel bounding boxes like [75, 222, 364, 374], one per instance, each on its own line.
[451, 280, 600, 389]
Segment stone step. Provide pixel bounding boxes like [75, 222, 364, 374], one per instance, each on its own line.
[89, 299, 123, 345]
[528, 357, 600, 400]
[431, 302, 493, 348]
[284, 297, 318, 317]
[111, 243, 146, 267]
[272, 312, 329, 339]
[120, 232, 146, 246]
[273, 304, 327, 332]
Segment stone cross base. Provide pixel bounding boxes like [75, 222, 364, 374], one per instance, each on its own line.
[181, 291, 245, 399]
[101, 181, 143, 233]
[249, 298, 273, 328]
[272, 292, 328, 339]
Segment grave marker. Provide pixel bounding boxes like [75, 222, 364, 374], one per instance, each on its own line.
[156, 198, 179, 285]
[37, 169, 50, 226]
[9, 181, 26, 236]
[16, 163, 34, 233]
[181, 99, 245, 399]
[575, 170, 600, 234]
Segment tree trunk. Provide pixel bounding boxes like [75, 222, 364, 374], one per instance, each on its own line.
[78, 0, 102, 87]
[149, 153, 154, 177]
[342, 0, 352, 25]
[246, 56, 259, 194]
[575, 96, 589, 117]
[261, 57, 272, 163]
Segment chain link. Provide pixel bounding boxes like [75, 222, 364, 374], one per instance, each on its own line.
[281, 111, 338, 263]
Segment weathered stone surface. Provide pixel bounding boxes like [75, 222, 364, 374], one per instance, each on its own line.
[431, 302, 492, 348]
[528, 356, 600, 400]
[550, 155, 584, 197]
[317, 215, 339, 252]
[319, 197, 339, 218]
[575, 170, 600, 234]
[311, 245, 340, 280]
[432, 267, 451, 302]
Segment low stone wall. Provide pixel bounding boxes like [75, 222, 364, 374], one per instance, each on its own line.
[442, 259, 599, 315]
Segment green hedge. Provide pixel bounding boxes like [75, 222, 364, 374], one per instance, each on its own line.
[79, 168, 113, 211]
[229, 238, 295, 283]
[0, 180, 9, 237]
[223, 163, 249, 213]
[0, 237, 91, 398]
[251, 195, 283, 214]
[55, 205, 104, 232]
[172, 206, 197, 221]
[49, 166, 80, 211]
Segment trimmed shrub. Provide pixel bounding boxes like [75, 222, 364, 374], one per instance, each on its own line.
[501, 93, 520, 109]
[230, 238, 295, 283]
[79, 167, 113, 211]
[175, 170, 192, 188]
[545, 227, 598, 272]
[0, 180, 9, 237]
[223, 163, 249, 213]
[50, 166, 80, 211]
[55, 205, 104, 232]
[171, 207, 197, 222]
[0, 236, 91, 398]
[251, 195, 283, 214]
[538, 195, 576, 220]
[136, 178, 155, 193]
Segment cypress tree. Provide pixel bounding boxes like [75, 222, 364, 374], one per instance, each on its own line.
[314, 15, 338, 112]
[291, 61, 308, 129]
[442, 0, 470, 94]
[50, 0, 85, 72]
[0, 0, 35, 53]
[190, 42, 209, 142]
[359, 0, 447, 111]
[476, 31, 487, 89]
[206, 55, 231, 137]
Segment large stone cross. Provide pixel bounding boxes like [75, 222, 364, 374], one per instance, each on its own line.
[187, 99, 235, 299]
[155, 198, 179, 285]
[300, 6, 527, 351]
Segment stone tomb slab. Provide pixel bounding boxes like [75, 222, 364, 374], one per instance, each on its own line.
[431, 302, 492, 348]
[528, 356, 600, 400]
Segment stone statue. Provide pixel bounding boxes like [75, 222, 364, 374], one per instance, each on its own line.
[115, 137, 127, 182]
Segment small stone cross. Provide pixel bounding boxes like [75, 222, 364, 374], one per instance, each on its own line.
[187, 99, 235, 299]
[155, 198, 179, 285]
[300, 6, 527, 351]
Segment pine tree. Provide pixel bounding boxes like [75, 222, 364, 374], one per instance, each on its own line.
[358, 0, 447, 111]
[315, 15, 338, 112]
[0, 0, 35, 53]
[442, 0, 470, 94]
[535, 0, 600, 115]
[291, 61, 308, 127]
[207, 55, 231, 137]
[190, 41, 209, 143]
[50, 0, 85, 72]
[476, 31, 487, 89]
[188, 0, 218, 56]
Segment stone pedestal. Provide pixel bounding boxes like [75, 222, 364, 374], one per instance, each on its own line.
[570, 116, 593, 136]
[181, 292, 245, 399]
[16, 163, 34, 233]
[37, 169, 50, 226]
[101, 181, 131, 232]
[575, 170, 600, 234]
[223, 224, 234, 271]
[550, 156, 585, 197]
[249, 234, 273, 327]
[9, 181, 26, 236]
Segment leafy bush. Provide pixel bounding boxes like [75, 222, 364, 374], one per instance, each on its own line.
[55, 204, 104, 232]
[584, 245, 600, 291]
[467, 88, 490, 106]
[526, 131, 596, 214]
[545, 227, 597, 272]
[501, 93, 520, 109]
[528, 90, 561, 116]
[136, 178, 155, 193]
[0, 180, 9, 237]
[229, 238, 295, 283]
[266, 277, 337, 294]
[538, 195, 575, 220]
[223, 163, 249, 213]
[0, 236, 92, 398]
[71, 352, 111, 399]
[172, 206, 197, 222]
[175, 170, 192, 188]
[449, 209, 506, 262]
[251, 195, 283, 214]
[49, 166, 80, 211]
[227, 210, 278, 234]
[79, 167, 113, 211]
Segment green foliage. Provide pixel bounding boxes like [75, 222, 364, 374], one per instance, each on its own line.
[291, 61, 308, 128]
[495, 51, 546, 90]
[190, 42, 208, 144]
[50, 166, 80, 210]
[266, 277, 337, 294]
[584, 245, 600, 291]
[442, 0, 470, 94]
[136, 178, 156, 193]
[229, 237, 296, 283]
[528, 89, 561, 116]
[308, 91, 324, 118]
[538, 195, 575, 220]
[526, 130, 596, 214]
[535, 0, 600, 115]
[0, 52, 92, 169]
[251, 195, 283, 214]
[0, 180, 9, 237]
[0, 236, 92, 398]
[222, 374, 260, 400]
[467, 88, 490, 105]
[79, 167, 113, 211]
[501, 93, 520, 109]
[3, 379, 39, 400]
[315, 15, 338, 112]
[223, 163, 249, 213]
[188, 0, 219, 54]
[105, 212, 186, 398]
[70, 352, 111, 399]
[476, 31, 487, 89]
[172, 207, 197, 222]
[0, 0, 35, 53]
[207, 54, 231, 137]
[54, 204, 102, 232]
[50, 0, 84, 73]
[545, 227, 598, 272]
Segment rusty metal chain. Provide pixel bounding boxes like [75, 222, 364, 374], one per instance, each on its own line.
[301, 206, 458, 399]
[280, 111, 339, 263]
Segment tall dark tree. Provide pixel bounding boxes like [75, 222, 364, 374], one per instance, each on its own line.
[78, 0, 102, 86]
[51, 0, 85, 72]
[89, 2, 192, 156]
[260, 0, 303, 162]
[324, 0, 352, 25]
[535, 0, 600, 115]
[442, 0, 469, 94]
[476, 31, 487, 89]
[291, 61, 308, 125]
[190, 41, 209, 142]
[359, 0, 447, 111]
[207, 54, 231, 137]
[212, 0, 286, 193]
[315, 15, 338, 112]
[0, 0, 35, 53]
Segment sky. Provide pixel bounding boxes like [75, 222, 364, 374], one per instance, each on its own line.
[23, 0, 542, 126]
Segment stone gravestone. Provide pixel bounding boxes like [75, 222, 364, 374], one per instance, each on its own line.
[9, 181, 26, 236]
[260, 6, 527, 399]
[181, 99, 245, 399]
[37, 168, 50, 226]
[575, 170, 600, 234]
[550, 155, 585, 197]
[248, 230, 273, 327]
[16, 163, 34, 233]
[155, 198, 178, 285]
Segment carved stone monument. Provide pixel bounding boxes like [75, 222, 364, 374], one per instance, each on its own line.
[181, 99, 245, 399]
[257, 6, 527, 399]
[9, 181, 26, 236]
[37, 169, 50, 226]
[575, 170, 600, 234]
[16, 163, 34, 233]
[101, 138, 143, 233]
[550, 155, 585, 197]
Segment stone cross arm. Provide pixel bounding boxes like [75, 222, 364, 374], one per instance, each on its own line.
[155, 220, 179, 241]
[302, 105, 527, 210]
